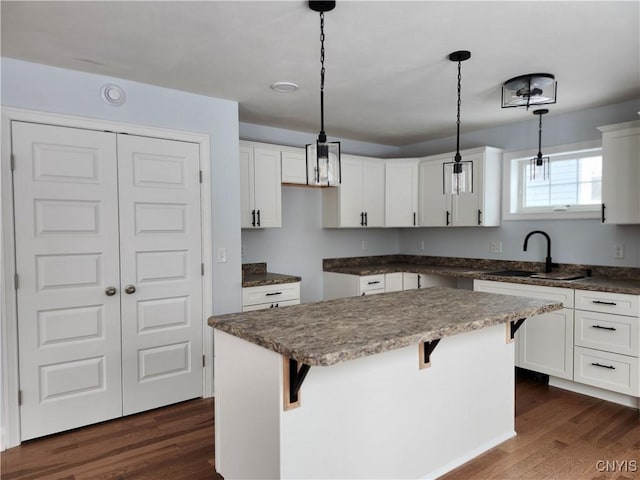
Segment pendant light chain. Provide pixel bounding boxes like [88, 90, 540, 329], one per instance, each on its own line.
[455, 58, 462, 162]
[319, 11, 326, 136]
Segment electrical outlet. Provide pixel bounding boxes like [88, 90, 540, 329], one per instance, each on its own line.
[613, 243, 625, 259]
[361, 239, 368, 251]
[418, 239, 425, 251]
[490, 241, 503, 254]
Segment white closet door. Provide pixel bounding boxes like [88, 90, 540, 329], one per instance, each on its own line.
[13, 122, 123, 440]
[116, 134, 203, 415]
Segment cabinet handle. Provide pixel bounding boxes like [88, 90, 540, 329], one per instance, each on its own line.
[477, 209, 482, 225]
[257, 209, 261, 227]
[591, 362, 615, 370]
[592, 300, 617, 306]
[360, 212, 365, 226]
[601, 203, 606, 223]
[251, 210, 256, 227]
[124, 284, 136, 294]
[364, 212, 368, 226]
[591, 324, 617, 331]
[417, 274, 421, 289]
[105, 286, 117, 296]
[413, 212, 416, 226]
[275, 303, 279, 308]
[446, 210, 451, 226]
[265, 292, 282, 296]
[367, 280, 380, 285]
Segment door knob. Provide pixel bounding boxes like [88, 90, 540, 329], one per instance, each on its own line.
[124, 284, 136, 294]
[105, 286, 117, 296]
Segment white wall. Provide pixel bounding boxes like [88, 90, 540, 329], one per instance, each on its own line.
[1, 58, 242, 315]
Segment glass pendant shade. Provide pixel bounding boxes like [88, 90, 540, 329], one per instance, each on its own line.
[529, 154, 549, 181]
[306, 140, 341, 186]
[444, 159, 473, 194]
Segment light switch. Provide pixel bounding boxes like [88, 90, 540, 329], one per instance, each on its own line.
[217, 247, 227, 263]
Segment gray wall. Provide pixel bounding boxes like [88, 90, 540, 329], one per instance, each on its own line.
[1, 58, 243, 315]
[242, 99, 639, 303]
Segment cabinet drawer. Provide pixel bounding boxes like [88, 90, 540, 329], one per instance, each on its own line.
[575, 310, 639, 356]
[574, 346, 639, 396]
[359, 274, 385, 293]
[575, 290, 639, 317]
[473, 280, 574, 308]
[242, 282, 300, 307]
[242, 298, 300, 312]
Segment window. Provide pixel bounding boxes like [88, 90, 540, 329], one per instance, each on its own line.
[504, 141, 602, 219]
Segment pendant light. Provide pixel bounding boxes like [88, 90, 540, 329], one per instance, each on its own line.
[443, 50, 472, 195]
[530, 108, 550, 181]
[306, 1, 341, 187]
[502, 73, 557, 110]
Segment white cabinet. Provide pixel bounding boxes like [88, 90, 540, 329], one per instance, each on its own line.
[385, 159, 419, 227]
[418, 147, 502, 227]
[403, 273, 456, 290]
[281, 148, 308, 185]
[240, 143, 282, 228]
[242, 282, 300, 312]
[598, 121, 640, 224]
[323, 155, 385, 227]
[385, 273, 404, 292]
[573, 290, 639, 396]
[323, 272, 386, 299]
[474, 280, 574, 380]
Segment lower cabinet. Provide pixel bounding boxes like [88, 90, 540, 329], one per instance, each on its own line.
[242, 282, 300, 311]
[473, 280, 575, 380]
[323, 273, 385, 299]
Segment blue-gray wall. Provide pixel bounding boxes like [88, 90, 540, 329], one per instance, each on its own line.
[242, 99, 639, 303]
[1, 58, 242, 315]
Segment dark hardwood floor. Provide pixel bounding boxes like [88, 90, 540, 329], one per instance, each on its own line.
[2, 374, 638, 479]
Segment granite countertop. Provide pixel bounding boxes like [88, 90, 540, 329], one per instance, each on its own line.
[242, 262, 301, 287]
[323, 256, 640, 295]
[209, 287, 561, 366]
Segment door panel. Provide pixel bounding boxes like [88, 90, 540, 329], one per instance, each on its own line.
[117, 135, 203, 415]
[13, 122, 122, 440]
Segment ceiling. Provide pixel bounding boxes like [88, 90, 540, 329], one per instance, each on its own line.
[2, 1, 639, 146]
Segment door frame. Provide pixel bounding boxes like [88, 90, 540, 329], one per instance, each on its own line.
[1, 107, 214, 449]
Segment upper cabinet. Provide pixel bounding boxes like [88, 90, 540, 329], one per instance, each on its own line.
[385, 159, 419, 227]
[323, 154, 385, 227]
[281, 148, 308, 185]
[240, 142, 282, 228]
[599, 121, 640, 225]
[418, 147, 502, 227]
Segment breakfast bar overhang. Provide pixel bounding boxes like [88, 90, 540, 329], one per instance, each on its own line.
[209, 287, 562, 479]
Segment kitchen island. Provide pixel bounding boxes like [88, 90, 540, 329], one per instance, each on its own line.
[209, 287, 562, 479]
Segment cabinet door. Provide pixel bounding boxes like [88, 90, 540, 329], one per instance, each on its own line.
[253, 148, 282, 228]
[362, 159, 385, 227]
[339, 156, 365, 227]
[418, 160, 448, 226]
[452, 152, 481, 226]
[601, 124, 640, 224]
[518, 308, 574, 379]
[239, 146, 255, 228]
[281, 149, 307, 185]
[385, 273, 404, 292]
[385, 161, 418, 227]
[403, 273, 419, 290]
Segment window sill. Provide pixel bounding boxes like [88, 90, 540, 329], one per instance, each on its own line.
[503, 210, 601, 221]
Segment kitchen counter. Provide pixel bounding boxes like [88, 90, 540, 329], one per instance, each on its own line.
[242, 261, 301, 287]
[212, 286, 561, 478]
[209, 286, 560, 366]
[323, 255, 640, 295]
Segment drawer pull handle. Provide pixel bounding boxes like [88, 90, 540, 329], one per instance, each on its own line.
[591, 362, 615, 370]
[367, 281, 380, 285]
[592, 300, 617, 306]
[265, 292, 282, 296]
[591, 324, 616, 331]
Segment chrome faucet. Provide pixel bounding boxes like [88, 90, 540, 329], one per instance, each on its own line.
[523, 230, 558, 273]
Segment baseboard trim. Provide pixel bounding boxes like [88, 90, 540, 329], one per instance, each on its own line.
[549, 376, 639, 409]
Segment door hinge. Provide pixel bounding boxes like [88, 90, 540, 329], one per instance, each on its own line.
[202, 355, 206, 367]
[10, 153, 15, 171]
[18, 390, 22, 406]
[201, 263, 204, 276]
[199, 170, 203, 183]
[14, 273, 19, 290]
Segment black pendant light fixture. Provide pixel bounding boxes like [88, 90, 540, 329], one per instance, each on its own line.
[502, 73, 557, 110]
[306, 1, 341, 187]
[443, 50, 472, 195]
[530, 108, 550, 181]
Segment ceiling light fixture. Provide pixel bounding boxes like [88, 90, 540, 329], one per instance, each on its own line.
[444, 50, 472, 195]
[306, 0, 340, 187]
[271, 81, 299, 93]
[530, 108, 550, 181]
[502, 73, 557, 109]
